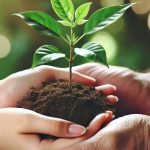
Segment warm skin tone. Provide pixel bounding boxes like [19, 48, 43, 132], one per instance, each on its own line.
[64, 63, 150, 150]
[65, 114, 150, 150]
[0, 65, 117, 108]
[74, 63, 150, 115]
[0, 64, 149, 149]
[0, 108, 113, 150]
[0, 65, 117, 150]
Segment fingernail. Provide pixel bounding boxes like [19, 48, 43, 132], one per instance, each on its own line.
[105, 111, 113, 116]
[107, 96, 119, 103]
[112, 86, 117, 91]
[104, 112, 109, 117]
[68, 124, 86, 135]
[114, 96, 119, 102]
[94, 113, 109, 121]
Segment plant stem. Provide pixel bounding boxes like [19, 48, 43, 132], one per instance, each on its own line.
[69, 27, 74, 90]
[74, 34, 85, 45]
[69, 44, 74, 90]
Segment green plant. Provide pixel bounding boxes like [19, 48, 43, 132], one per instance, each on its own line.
[14, 0, 134, 89]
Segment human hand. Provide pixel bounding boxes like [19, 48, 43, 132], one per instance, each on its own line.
[0, 65, 118, 109]
[74, 63, 150, 115]
[0, 66, 96, 108]
[0, 108, 113, 150]
[65, 114, 150, 150]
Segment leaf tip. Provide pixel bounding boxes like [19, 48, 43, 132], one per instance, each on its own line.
[12, 13, 24, 19]
[12, 13, 19, 16]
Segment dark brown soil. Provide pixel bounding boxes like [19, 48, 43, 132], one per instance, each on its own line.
[18, 80, 112, 127]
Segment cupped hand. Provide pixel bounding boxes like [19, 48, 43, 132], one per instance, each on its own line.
[0, 66, 95, 108]
[64, 114, 150, 150]
[0, 108, 113, 150]
[74, 63, 150, 115]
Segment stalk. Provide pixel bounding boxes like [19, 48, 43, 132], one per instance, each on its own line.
[69, 27, 74, 90]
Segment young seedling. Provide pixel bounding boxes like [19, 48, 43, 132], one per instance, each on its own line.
[14, 0, 134, 89]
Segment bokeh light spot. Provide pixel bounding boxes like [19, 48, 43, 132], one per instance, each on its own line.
[90, 31, 118, 62]
[130, 0, 150, 15]
[0, 35, 11, 58]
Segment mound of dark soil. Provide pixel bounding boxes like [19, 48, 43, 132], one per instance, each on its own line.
[18, 80, 112, 127]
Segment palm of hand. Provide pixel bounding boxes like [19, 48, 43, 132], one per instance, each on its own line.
[0, 66, 95, 108]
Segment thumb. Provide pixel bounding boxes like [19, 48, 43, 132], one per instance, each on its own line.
[19, 110, 86, 138]
[54, 112, 113, 150]
[54, 68, 96, 86]
[36, 66, 96, 86]
[72, 71, 96, 86]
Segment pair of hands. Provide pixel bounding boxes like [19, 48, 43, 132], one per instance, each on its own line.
[0, 64, 150, 150]
[0, 65, 116, 150]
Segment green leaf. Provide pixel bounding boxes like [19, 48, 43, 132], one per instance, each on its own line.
[14, 11, 62, 37]
[51, 0, 74, 21]
[58, 20, 72, 27]
[84, 3, 134, 35]
[76, 19, 87, 25]
[75, 2, 92, 20]
[32, 45, 66, 67]
[68, 12, 74, 22]
[74, 42, 108, 67]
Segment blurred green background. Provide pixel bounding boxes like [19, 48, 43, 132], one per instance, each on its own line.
[0, 0, 150, 79]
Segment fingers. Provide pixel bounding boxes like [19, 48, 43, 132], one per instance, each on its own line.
[95, 84, 118, 105]
[36, 66, 96, 86]
[95, 84, 116, 94]
[73, 63, 106, 74]
[53, 68, 96, 86]
[106, 95, 118, 105]
[72, 71, 96, 86]
[104, 111, 114, 125]
[87, 111, 113, 137]
[19, 109, 86, 138]
[63, 111, 113, 148]
[51, 112, 112, 149]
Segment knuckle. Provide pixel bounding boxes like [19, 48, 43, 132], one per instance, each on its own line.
[122, 67, 135, 78]
[49, 119, 68, 135]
